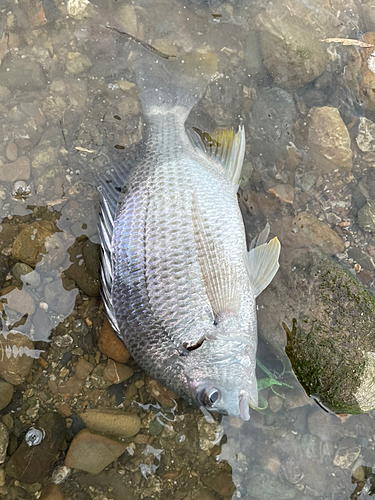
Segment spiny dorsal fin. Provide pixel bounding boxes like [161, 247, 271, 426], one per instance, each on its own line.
[244, 233, 281, 298]
[192, 193, 243, 321]
[192, 126, 246, 187]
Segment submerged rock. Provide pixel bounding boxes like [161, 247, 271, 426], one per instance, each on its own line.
[358, 200, 375, 233]
[79, 410, 141, 438]
[65, 236, 100, 296]
[0, 331, 36, 385]
[280, 249, 375, 413]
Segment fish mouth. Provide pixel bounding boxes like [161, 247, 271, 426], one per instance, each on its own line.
[239, 391, 250, 421]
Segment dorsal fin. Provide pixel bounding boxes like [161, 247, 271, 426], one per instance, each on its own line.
[191, 126, 246, 187]
[192, 192, 243, 321]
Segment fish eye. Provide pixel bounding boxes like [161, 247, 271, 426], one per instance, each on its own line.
[198, 387, 221, 408]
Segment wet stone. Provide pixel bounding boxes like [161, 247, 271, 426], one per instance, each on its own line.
[11, 220, 57, 267]
[202, 469, 236, 498]
[356, 117, 375, 152]
[0, 331, 35, 385]
[0, 57, 46, 91]
[5, 412, 66, 483]
[307, 107, 352, 172]
[0, 380, 13, 410]
[0, 423, 9, 464]
[97, 318, 131, 363]
[258, 12, 327, 89]
[0, 156, 30, 183]
[0, 85, 10, 102]
[347, 248, 375, 271]
[64, 429, 128, 474]
[74, 358, 94, 380]
[65, 237, 100, 297]
[79, 410, 141, 438]
[358, 200, 375, 233]
[146, 377, 178, 408]
[6, 140, 17, 162]
[13, 263, 41, 288]
[308, 411, 345, 443]
[66, 52, 92, 75]
[103, 359, 134, 384]
[39, 484, 64, 500]
[333, 438, 361, 469]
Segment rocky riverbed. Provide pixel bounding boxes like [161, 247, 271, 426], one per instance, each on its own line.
[1, 0, 375, 499]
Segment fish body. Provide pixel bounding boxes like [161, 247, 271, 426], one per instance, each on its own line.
[99, 52, 280, 419]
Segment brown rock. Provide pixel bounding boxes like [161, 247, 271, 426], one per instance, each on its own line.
[269, 184, 294, 204]
[307, 107, 352, 171]
[103, 359, 133, 384]
[0, 380, 14, 410]
[146, 376, 178, 408]
[98, 318, 130, 363]
[0, 156, 30, 182]
[79, 409, 141, 438]
[272, 213, 344, 255]
[74, 358, 94, 380]
[39, 484, 64, 500]
[202, 470, 236, 497]
[65, 429, 127, 474]
[0, 331, 35, 385]
[57, 375, 84, 398]
[11, 220, 57, 267]
[54, 401, 71, 417]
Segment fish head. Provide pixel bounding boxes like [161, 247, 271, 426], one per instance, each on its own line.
[186, 337, 258, 420]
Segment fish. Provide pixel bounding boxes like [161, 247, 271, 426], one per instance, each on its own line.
[98, 49, 281, 420]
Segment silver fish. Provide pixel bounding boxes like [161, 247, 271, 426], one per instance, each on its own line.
[99, 51, 280, 420]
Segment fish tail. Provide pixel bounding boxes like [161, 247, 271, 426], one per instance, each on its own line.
[131, 49, 217, 117]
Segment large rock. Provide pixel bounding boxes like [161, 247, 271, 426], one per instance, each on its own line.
[307, 107, 352, 171]
[257, 10, 327, 89]
[264, 248, 375, 414]
[5, 412, 66, 483]
[64, 429, 127, 474]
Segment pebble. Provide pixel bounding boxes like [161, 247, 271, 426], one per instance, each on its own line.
[0, 85, 10, 102]
[143, 377, 176, 408]
[5, 412, 66, 483]
[356, 117, 375, 152]
[0, 380, 13, 410]
[307, 107, 352, 172]
[5, 140, 18, 161]
[103, 359, 134, 384]
[202, 470, 236, 498]
[0, 423, 9, 464]
[358, 200, 375, 233]
[0, 156, 30, 183]
[0, 331, 35, 385]
[39, 484, 64, 500]
[65, 237, 100, 296]
[74, 358, 94, 380]
[118, 5, 138, 33]
[0, 57, 46, 91]
[12, 262, 39, 286]
[79, 409, 141, 438]
[11, 220, 56, 267]
[333, 438, 361, 469]
[97, 318, 131, 363]
[66, 52, 92, 75]
[64, 429, 128, 474]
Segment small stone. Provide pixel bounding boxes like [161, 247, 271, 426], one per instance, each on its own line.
[118, 5, 138, 33]
[66, 52, 92, 75]
[79, 410, 141, 438]
[268, 394, 283, 413]
[333, 438, 361, 469]
[1, 286, 35, 315]
[65, 237, 100, 296]
[6, 140, 17, 162]
[0, 380, 13, 410]
[269, 184, 294, 204]
[12, 263, 40, 287]
[103, 359, 133, 384]
[39, 484, 64, 500]
[358, 270, 374, 285]
[0, 423, 9, 464]
[356, 117, 375, 152]
[11, 220, 56, 267]
[202, 470, 236, 498]
[0, 156, 30, 182]
[358, 200, 375, 233]
[307, 107, 352, 172]
[145, 377, 178, 408]
[0, 85, 10, 102]
[57, 375, 84, 398]
[5, 412, 66, 483]
[54, 401, 71, 417]
[64, 429, 127, 474]
[74, 358, 94, 380]
[97, 318, 131, 363]
[0, 57, 46, 91]
[260, 453, 281, 476]
[0, 331, 35, 385]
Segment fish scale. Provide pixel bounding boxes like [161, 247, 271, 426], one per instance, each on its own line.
[99, 51, 281, 418]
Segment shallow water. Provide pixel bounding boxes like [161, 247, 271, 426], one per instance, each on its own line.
[1, 0, 375, 498]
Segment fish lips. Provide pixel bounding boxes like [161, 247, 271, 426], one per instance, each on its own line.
[239, 391, 251, 421]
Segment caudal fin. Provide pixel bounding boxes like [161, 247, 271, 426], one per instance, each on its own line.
[132, 50, 217, 116]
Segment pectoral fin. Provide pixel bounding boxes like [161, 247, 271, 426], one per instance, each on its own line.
[192, 193, 243, 320]
[245, 236, 281, 298]
[191, 126, 246, 188]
